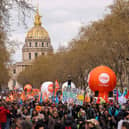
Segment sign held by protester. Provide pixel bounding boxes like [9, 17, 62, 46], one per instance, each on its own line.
[62, 88, 84, 105]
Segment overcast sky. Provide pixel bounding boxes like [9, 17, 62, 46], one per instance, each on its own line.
[10, 0, 114, 62]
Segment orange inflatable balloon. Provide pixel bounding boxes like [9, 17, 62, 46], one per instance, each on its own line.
[88, 66, 116, 101]
[36, 106, 41, 112]
[88, 66, 116, 92]
[24, 84, 32, 92]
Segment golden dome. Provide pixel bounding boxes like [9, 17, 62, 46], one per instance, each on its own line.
[26, 9, 50, 40]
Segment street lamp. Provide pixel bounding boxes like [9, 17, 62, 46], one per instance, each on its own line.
[126, 58, 129, 88]
[68, 75, 72, 88]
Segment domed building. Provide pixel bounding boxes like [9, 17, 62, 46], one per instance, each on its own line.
[8, 10, 53, 89]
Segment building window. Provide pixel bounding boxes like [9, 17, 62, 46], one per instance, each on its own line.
[29, 42, 31, 47]
[42, 42, 44, 47]
[29, 53, 31, 60]
[35, 53, 38, 59]
[13, 69, 16, 74]
[47, 43, 49, 47]
[13, 80, 16, 86]
[35, 42, 38, 47]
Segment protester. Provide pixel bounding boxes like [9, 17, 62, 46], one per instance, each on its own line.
[0, 95, 129, 129]
[121, 121, 129, 129]
[117, 111, 129, 129]
[35, 120, 47, 129]
[85, 119, 102, 129]
[16, 120, 32, 129]
[0, 103, 10, 129]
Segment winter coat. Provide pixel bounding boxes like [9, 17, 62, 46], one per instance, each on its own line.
[0, 106, 10, 123]
[117, 120, 129, 129]
[62, 116, 77, 129]
[116, 110, 127, 122]
[86, 107, 96, 119]
[48, 117, 58, 129]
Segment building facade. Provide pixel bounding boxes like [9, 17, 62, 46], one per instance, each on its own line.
[8, 10, 53, 90]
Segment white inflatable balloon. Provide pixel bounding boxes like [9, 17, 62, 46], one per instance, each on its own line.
[19, 88, 23, 91]
[41, 81, 53, 93]
[62, 81, 76, 89]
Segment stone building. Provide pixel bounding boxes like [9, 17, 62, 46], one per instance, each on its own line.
[8, 9, 53, 90]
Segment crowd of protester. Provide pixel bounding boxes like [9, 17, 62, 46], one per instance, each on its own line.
[0, 98, 129, 129]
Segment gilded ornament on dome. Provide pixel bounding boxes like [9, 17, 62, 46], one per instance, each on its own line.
[34, 9, 41, 26]
[26, 9, 50, 40]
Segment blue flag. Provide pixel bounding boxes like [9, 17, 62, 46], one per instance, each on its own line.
[118, 89, 122, 97]
[40, 92, 43, 103]
[20, 99, 23, 105]
[123, 88, 127, 97]
[55, 96, 59, 104]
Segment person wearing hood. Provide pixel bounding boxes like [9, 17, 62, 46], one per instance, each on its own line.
[0, 103, 10, 129]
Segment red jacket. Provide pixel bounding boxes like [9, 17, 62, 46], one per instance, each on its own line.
[0, 106, 10, 123]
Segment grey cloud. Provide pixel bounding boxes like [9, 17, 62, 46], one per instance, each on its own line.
[11, 0, 114, 61]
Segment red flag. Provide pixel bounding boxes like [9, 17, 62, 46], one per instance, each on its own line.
[54, 80, 60, 96]
[125, 90, 129, 99]
[96, 97, 100, 104]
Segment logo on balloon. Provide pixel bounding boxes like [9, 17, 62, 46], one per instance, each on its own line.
[99, 73, 110, 84]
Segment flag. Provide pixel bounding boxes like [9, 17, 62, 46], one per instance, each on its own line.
[100, 97, 106, 104]
[117, 89, 122, 101]
[54, 80, 60, 96]
[20, 99, 23, 105]
[44, 92, 48, 102]
[116, 89, 119, 101]
[118, 89, 122, 97]
[10, 94, 14, 101]
[96, 97, 100, 104]
[85, 93, 90, 103]
[123, 88, 127, 97]
[39, 92, 43, 103]
[55, 96, 59, 104]
[118, 95, 127, 104]
[6, 97, 10, 102]
[125, 90, 129, 99]
[21, 93, 25, 101]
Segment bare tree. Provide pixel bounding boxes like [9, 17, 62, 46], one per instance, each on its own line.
[0, 0, 34, 88]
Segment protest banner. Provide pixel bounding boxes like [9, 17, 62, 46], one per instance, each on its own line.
[62, 88, 84, 105]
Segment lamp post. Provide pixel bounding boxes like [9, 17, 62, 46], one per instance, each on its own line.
[68, 75, 72, 88]
[126, 58, 129, 88]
